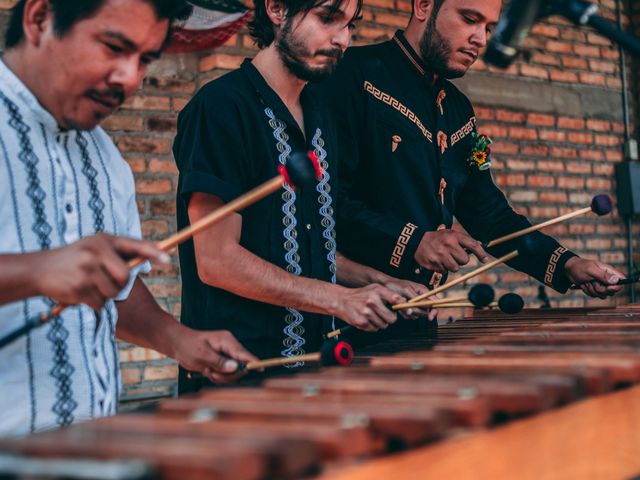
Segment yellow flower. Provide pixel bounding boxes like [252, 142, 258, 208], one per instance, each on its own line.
[473, 151, 487, 164]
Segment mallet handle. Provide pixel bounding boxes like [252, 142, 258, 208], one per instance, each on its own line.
[486, 207, 591, 248]
[396, 250, 519, 308]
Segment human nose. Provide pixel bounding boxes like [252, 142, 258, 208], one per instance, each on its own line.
[470, 25, 488, 48]
[333, 25, 351, 51]
[108, 56, 144, 97]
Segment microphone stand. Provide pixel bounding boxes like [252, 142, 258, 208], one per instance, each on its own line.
[557, 0, 640, 58]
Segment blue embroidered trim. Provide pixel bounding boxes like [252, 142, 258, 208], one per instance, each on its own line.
[76, 133, 105, 233]
[0, 122, 37, 432]
[311, 129, 337, 329]
[265, 108, 306, 366]
[1, 92, 77, 428]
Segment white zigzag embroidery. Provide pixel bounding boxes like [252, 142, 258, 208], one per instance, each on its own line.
[265, 108, 306, 367]
[312, 129, 337, 329]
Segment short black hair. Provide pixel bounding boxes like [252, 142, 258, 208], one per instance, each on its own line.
[249, 0, 363, 49]
[5, 0, 193, 49]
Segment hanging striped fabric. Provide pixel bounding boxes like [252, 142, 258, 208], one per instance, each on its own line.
[168, 0, 254, 53]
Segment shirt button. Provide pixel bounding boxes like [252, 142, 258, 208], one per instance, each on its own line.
[305, 224, 312, 231]
[65, 203, 73, 213]
[415, 268, 422, 275]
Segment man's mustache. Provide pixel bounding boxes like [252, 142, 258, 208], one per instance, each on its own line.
[315, 49, 343, 61]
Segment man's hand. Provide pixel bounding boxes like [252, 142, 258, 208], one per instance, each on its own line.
[381, 277, 438, 321]
[415, 230, 489, 274]
[172, 329, 259, 384]
[564, 257, 625, 299]
[332, 284, 407, 332]
[32, 234, 169, 310]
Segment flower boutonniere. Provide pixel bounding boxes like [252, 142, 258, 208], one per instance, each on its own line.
[467, 132, 492, 171]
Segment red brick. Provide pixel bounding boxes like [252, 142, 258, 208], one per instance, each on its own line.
[122, 95, 170, 111]
[566, 162, 592, 174]
[495, 173, 525, 187]
[588, 59, 616, 73]
[136, 178, 173, 194]
[578, 149, 604, 161]
[496, 109, 526, 124]
[521, 145, 549, 157]
[520, 64, 549, 79]
[509, 127, 537, 140]
[539, 191, 568, 203]
[586, 178, 612, 190]
[558, 117, 586, 130]
[148, 159, 178, 174]
[491, 142, 519, 155]
[593, 164, 615, 175]
[569, 223, 596, 234]
[573, 44, 601, 57]
[527, 175, 555, 187]
[561, 57, 588, 69]
[546, 40, 573, 54]
[530, 206, 559, 218]
[586, 119, 611, 132]
[143, 363, 179, 381]
[509, 191, 538, 202]
[121, 368, 142, 385]
[142, 219, 169, 237]
[595, 134, 622, 146]
[557, 177, 585, 189]
[549, 70, 579, 83]
[118, 137, 171, 154]
[539, 130, 566, 142]
[474, 107, 494, 120]
[537, 160, 565, 172]
[579, 72, 606, 86]
[507, 159, 535, 170]
[586, 238, 612, 250]
[568, 132, 594, 144]
[527, 113, 555, 127]
[531, 23, 560, 37]
[587, 32, 613, 46]
[531, 52, 560, 66]
[550, 147, 578, 159]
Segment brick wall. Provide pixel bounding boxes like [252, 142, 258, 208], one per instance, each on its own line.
[0, 0, 638, 402]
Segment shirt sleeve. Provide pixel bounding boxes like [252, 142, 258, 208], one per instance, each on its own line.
[173, 86, 251, 204]
[455, 134, 577, 293]
[324, 54, 427, 277]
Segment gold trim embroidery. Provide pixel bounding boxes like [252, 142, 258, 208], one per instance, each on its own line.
[545, 246, 568, 285]
[390, 223, 418, 268]
[393, 36, 425, 75]
[451, 116, 476, 146]
[364, 81, 433, 143]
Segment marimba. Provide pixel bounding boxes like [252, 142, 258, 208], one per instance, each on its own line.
[2, 306, 640, 479]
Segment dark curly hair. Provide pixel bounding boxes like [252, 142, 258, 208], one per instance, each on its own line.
[249, 0, 363, 49]
[5, 0, 193, 49]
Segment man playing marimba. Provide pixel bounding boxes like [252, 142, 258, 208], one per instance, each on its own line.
[323, 0, 625, 303]
[0, 0, 258, 437]
[174, 0, 433, 393]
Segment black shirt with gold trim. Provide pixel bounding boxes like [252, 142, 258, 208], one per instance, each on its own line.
[323, 31, 576, 292]
[174, 60, 339, 391]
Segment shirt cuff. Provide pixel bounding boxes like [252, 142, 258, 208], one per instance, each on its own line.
[545, 248, 578, 293]
[388, 223, 426, 276]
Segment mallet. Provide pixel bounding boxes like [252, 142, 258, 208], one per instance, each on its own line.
[0, 151, 321, 350]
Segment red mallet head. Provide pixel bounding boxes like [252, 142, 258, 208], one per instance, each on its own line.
[281, 150, 322, 189]
[498, 293, 524, 314]
[321, 340, 354, 367]
[591, 194, 612, 216]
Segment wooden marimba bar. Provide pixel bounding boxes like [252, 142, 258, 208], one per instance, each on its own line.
[2, 305, 640, 479]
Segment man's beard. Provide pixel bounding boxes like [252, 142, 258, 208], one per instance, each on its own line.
[276, 19, 343, 82]
[418, 17, 466, 79]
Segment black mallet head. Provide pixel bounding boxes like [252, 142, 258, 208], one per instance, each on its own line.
[468, 284, 495, 307]
[321, 339, 354, 367]
[498, 293, 525, 314]
[591, 194, 612, 216]
[281, 150, 323, 189]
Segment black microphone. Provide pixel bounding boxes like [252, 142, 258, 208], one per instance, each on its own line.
[484, 0, 550, 69]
